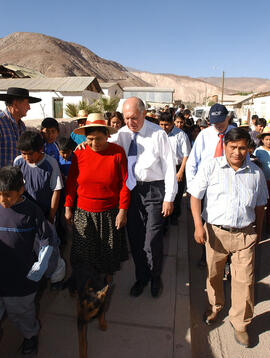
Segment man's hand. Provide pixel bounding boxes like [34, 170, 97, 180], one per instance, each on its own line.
[65, 207, 73, 224]
[162, 201, 174, 217]
[115, 209, 127, 230]
[194, 224, 206, 244]
[76, 141, 87, 150]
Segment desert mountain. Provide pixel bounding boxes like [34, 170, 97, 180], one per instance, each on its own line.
[0, 32, 149, 87]
[1, 32, 270, 103]
[131, 71, 234, 102]
[199, 77, 270, 93]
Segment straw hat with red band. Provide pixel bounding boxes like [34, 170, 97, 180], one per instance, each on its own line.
[76, 109, 88, 121]
[74, 113, 117, 135]
[257, 126, 270, 139]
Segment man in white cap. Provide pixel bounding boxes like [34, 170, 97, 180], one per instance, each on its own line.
[0, 87, 41, 167]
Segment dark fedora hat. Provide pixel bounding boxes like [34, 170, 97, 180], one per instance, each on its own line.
[0, 87, 41, 103]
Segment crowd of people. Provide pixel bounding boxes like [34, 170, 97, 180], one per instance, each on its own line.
[0, 87, 269, 353]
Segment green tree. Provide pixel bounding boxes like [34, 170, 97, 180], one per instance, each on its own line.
[65, 103, 78, 118]
[65, 97, 120, 118]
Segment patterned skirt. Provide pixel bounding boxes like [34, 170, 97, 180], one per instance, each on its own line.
[71, 207, 128, 274]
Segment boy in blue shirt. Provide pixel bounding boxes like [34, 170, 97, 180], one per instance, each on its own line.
[58, 137, 76, 180]
[14, 131, 65, 288]
[0, 166, 53, 355]
[41, 117, 60, 161]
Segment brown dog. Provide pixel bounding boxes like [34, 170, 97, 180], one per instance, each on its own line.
[65, 267, 111, 358]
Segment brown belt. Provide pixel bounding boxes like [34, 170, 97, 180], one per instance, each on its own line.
[213, 224, 252, 233]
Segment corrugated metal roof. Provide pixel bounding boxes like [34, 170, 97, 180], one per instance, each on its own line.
[0, 76, 99, 92]
[254, 91, 270, 98]
[100, 82, 123, 91]
[123, 87, 175, 93]
[229, 93, 255, 105]
[2, 64, 45, 78]
[100, 82, 117, 88]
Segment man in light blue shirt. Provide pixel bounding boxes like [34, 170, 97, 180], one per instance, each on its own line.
[186, 103, 234, 187]
[188, 128, 268, 348]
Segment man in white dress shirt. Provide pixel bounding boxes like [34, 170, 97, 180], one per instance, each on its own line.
[111, 97, 177, 298]
[188, 127, 268, 347]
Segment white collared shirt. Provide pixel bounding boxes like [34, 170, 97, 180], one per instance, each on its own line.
[185, 125, 234, 185]
[188, 156, 269, 228]
[168, 126, 191, 164]
[109, 120, 177, 202]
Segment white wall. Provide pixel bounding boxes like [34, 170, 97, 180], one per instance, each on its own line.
[101, 89, 109, 96]
[253, 96, 270, 119]
[0, 90, 55, 119]
[0, 90, 101, 120]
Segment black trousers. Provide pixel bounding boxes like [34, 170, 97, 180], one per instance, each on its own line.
[127, 180, 165, 284]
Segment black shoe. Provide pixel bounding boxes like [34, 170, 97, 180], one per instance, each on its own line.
[151, 277, 163, 298]
[21, 335, 38, 355]
[130, 281, 147, 297]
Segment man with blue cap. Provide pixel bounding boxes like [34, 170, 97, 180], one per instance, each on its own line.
[186, 103, 234, 185]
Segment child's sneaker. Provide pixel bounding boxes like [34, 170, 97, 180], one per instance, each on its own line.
[21, 335, 38, 355]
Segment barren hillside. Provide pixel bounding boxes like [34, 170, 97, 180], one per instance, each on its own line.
[199, 77, 270, 93]
[131, 71, 233, 102]
[0, 32, 149, 87]
[1, 32, 270, 103]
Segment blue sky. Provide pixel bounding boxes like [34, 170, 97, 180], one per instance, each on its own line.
[1, 0, 270, 78]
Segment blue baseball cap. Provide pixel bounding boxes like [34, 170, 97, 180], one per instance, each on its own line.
[209, 103, 229, 124]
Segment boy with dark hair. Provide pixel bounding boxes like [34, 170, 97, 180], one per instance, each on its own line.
[159, 112, 191, 224]
[183, 108, 194, 126]
[251, 114, 259, 131]
[250, 117, 267, 147]
[0, 166, 53, 355]
[41, 117, 60, 161]
[58, 137, 76, 179]
[14, 131, 65, 287]
[15, 131, 63, 223]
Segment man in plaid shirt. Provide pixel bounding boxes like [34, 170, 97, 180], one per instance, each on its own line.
[0, 88, 41, 167]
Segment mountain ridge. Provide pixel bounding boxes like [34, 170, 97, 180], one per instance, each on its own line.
[1, 32, 270, 102]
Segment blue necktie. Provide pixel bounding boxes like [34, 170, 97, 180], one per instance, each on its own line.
[126, 132, 138, 190]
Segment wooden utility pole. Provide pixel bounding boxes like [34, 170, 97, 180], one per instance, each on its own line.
[221, 71, 225, 104]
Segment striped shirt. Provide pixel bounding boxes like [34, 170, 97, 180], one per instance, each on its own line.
[0, 109, 26, 167]
[188, 156, 269, 228]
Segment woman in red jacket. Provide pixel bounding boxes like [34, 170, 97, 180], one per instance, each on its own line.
[65, 113, 130, 283]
